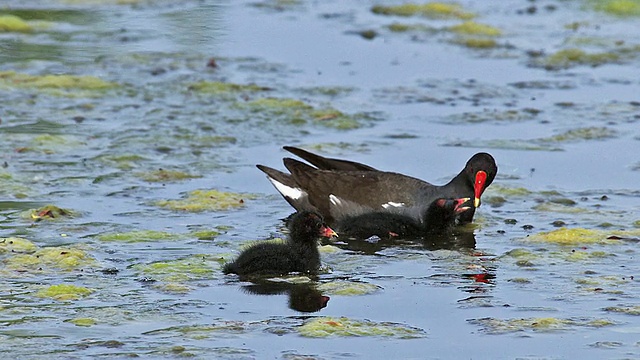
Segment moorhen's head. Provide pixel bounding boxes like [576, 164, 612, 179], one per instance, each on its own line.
[463, 153, 497, 208]
[289, 211, 337, 243]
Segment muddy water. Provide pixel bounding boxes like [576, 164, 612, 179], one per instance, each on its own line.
[1, 1, 639, 359]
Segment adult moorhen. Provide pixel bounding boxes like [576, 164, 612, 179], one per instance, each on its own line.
[256, 146, 497, 229]
[223, 210, 336, 277]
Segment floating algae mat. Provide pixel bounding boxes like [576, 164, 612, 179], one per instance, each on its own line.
[299, 317, 426, 338]
[35, 284, 94, 301]
[155, 189, 256, 212]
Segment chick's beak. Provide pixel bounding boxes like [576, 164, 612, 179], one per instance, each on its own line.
[320, 225, 338, 238]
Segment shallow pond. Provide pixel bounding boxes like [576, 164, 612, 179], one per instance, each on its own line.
[1, 0, 639, 359]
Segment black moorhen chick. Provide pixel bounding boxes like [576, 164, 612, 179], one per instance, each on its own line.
[223, 210, 336, 277]
[335, 197, 470, 239]
[256, 146, 497, 228]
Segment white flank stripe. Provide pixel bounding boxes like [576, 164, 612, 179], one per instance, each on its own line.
[329, 194, 341, 206]
[269, 178, 305, 200]
[382, 201, 405, 209]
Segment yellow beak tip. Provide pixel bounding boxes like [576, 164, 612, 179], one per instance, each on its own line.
[474, 198, 481, 208]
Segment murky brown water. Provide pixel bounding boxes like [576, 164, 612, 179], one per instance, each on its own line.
[1, 1, 639, 358]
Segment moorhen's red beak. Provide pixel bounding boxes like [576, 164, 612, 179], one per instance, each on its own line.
[474, 171, 487, 208]
[320, 225, 338, 238]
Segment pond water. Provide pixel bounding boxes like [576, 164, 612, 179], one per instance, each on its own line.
[1, 0, 639, 359]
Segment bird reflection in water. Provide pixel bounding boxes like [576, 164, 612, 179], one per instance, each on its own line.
[241, 280, 329, 313]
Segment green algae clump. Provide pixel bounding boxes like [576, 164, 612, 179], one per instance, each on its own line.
[454, 37, 498, 49]
[526, 228, 614, 245]
[541, 127, 617, 143]
[592, 0, 640, 17]
[6, 246, 97, 271]
[317, 281, 381, 296]
[189, 81, 270, 94]
[24, 204, 76, 221]
[155, 189, 255, 212]
[0, 71, 117, 96]
[0, 237, 38, 254]
[66, 317, 97, 327]
[0, 15, 33, 32]
[131, 254, 218, 283]
[36, 284, 94, 301]
[448, 21, 501, 36]
[299, 317, 426, 338]
[604, 305, 640, 315]
[538, 48, 620, 70]
[97, 230, 182, 243]
[137, 169, 202, 183]
[372, 2, 475, 20]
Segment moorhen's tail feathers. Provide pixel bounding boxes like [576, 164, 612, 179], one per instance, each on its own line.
[283, 146, 378, 171]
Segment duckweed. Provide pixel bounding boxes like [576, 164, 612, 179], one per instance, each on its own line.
[36, 284, 94, 301]
[371, 2, 475, 20]
[6, 246, 97, 271]
[155, 189, 256, 212]
[299, 317, 426, 338]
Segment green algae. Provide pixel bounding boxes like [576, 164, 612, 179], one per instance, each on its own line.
[136, 169, 202, 183]
[485, 184, 533, 197]
[537, 48, 620, 70]
[317, 281, 381, 296]
[188, 81, 271, 95]
[0, 171, 32, 198]
[0, 237, 38, 254]
[299, 317, 426, 338]
[452, 37, 498, 49]
[386, 22, 434, 33]
[604, 305, 640, 315]
[525, 228, 616, 245]
[155, 189, 256, 212]
[448, 21, 501, 36]
[35, 284, 94, 301]
[190, 229, 221, 240]
[592, 0, 640, 17]
[239, 97, 365, 130]
[131, 254, 219, 283]
[533, 202, 588, 214]
[541, 127, 617, 142]
[372, 2, 475, 20]
[0, 71, 117, 96]
[469, 317, 614, 334]
[143, 322, 246, 339]
[23, 204, 76, 221]
[0, 14, 33, 33]
[6, 246, 97, 272]
[97, 230, 183, 243]
[94, 154, 149, 171]
[65, 317, 97, 327]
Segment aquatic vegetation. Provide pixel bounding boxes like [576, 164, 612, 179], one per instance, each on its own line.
[371, 2, 475, 20]
[97, 230, 183, 243]
[386, 22, 434, 33]
[23, 204, 76, 221]
[0, 14, 33, 32]
[541, 127, 617, 142]
[0, 71, 117, 96]
[35, 284, 94, 301]
[65, 317, 97, 327]
[452, 37, 498, 49]
[591, 0, 640, 17]
[155, 189, 256, 212]
[131, 254, 219, 283]
[448, 21, 501, 36]
[136, 169, 202, 182]
[469, 317, 614, 334]
[0, 237, 38, 254]
[603, 305, 640, 315]
[317, 281, 381, 296]
[188, 81, 271, 96]
[525, 228, 614, 245]
[535, 48, 620, 70]
[6, 246, 97, 272]
[94, 154, 149, 170]
[299, 317, 426, 338]
[239, 97, 366, 130]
